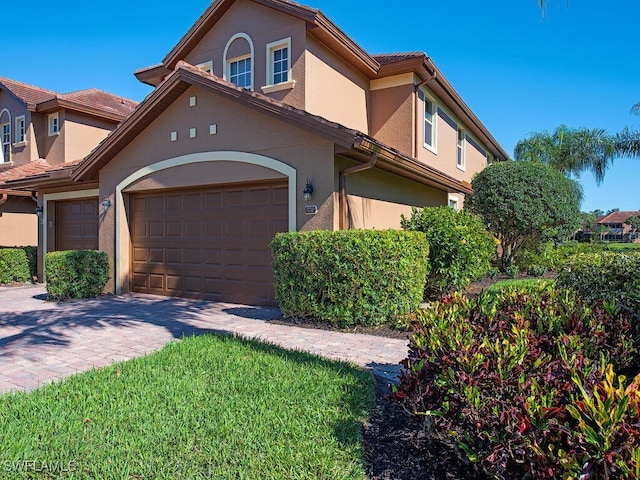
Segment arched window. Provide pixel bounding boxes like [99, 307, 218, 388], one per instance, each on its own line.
[223, 33, 254, 90]
[0, 108, 11, 163]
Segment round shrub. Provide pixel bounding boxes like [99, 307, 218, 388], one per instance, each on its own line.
[46, 250, 109, 300]
[401, 206, 496, 299]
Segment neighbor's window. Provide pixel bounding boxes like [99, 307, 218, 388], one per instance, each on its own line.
[196, 61, 213, 74]
[48, 113, 59, 136]
[448, 197, 459, 210]
[228, 56, 252, 89]
[15, 116, 25, 143]
[1, 123, 9, 162]
[457, 127, 466, 169]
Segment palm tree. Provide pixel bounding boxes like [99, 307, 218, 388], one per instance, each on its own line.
[514, 125, 616, 185]
[615, 103, 640, 157]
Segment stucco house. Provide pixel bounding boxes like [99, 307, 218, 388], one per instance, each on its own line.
[0, 77, 136, 247]
[8, 0, 508, 306]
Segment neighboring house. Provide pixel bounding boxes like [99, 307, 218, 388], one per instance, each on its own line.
[8, 0, 508, 305]
[0, 77, 137, 247]
[597, 211, 640, 242]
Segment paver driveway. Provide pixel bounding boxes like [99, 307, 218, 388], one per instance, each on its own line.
[0, 285, 408, 393]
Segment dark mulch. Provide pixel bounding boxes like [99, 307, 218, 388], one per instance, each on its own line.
[268, 315, 410, 340]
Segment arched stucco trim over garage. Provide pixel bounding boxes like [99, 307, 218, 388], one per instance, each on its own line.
[112, 151, 297, 293]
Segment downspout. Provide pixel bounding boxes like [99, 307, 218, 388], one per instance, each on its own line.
[414, 59, 437, 159]
[0, 194, 7, 207]
[339, 151, 378, 230]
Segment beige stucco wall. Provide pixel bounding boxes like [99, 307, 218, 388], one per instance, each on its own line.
[63, 111, 114, 163]
[415, 92, 488, 183]
[184, 0, 307, 109]
[0, 196, 38, 246]
[97, 85, 336, 293]
[335, 156, 447, 230]
[304, 36, 369, 133]
[0, 213, 37, 246]
[369, 81, 414, 156]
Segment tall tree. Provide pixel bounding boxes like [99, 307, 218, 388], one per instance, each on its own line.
[514, 125, 616, 184]
[615, 103, 640, 157]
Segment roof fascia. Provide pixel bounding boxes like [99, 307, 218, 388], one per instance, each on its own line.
[35, 99, 125, 123]
[134, 64, 173, 87]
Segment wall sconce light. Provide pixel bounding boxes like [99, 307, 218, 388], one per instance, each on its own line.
[303, 179, 314, 202]
[101, 197, 112, 213]
[35, 206, 43, 217]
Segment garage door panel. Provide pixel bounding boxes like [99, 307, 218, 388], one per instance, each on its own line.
[131, 181, 286, 305]
[55, 198, 99, 251]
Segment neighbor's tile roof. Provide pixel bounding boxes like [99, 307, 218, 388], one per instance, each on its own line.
[0, 77, 58, 106]
[373, 52, 425, 65]
[0, 160, 52, 184]
[59, 89, 137, 117]
[0, 77, 137, 118]
[598, 211, 640, 224]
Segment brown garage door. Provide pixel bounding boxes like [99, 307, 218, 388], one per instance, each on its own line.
[130, 181, 288, 306]
[55, 198, 99, 251]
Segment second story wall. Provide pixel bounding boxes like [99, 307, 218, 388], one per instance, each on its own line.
[415, 87, 488, 184]
[369, 74, 415, 156]
[304, 36, 369, 133]
[183, 0, 307, 109]
[0, 91, 30, 166]
[63, 111, 113, 163]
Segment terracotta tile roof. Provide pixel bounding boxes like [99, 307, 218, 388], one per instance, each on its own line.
[373, 52, 425, 65]
[0, 77, 57, 106]
[0, 160, 52, 184]
[598, 211, 640, 224]
[60, 89, 137, 118]
[0, 77, 137, 119]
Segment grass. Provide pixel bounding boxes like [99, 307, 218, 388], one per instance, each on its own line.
[484, 278, 554, 297]
[603, 242, 640, 251]
[0, 335, 375, 479]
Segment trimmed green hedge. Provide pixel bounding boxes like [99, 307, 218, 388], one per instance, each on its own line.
[557, 251, 640, 318]
[45, 250, 109, 301]
[271, 230, 429, 327]
[0, 248, 31, 284]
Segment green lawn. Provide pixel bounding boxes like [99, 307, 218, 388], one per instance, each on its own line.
[603, 242, 640, 251]
[0, 335, 375, 480]
[484, 278, 554, 297]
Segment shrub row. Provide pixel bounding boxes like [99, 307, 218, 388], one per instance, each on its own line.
[271, 230, 429, 327]
[45, 250, 109, 301]
[393, 284, 640, 479]
[557, 250, 640, 319]
[0, 248, 31, 284]
[514, 241, 603, 273]
[401, 206, 496, 299]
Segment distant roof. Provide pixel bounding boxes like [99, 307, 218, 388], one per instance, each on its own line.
[0, 77, 138, 121]
[597, 211, 640, 224]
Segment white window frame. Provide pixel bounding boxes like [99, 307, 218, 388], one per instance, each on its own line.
[227, 54, 253, 89]
[223, 32, 255, 91]
[420, 88, 437, 153]
[48, 113, 59, 136]
[448, 195, 459, 210]
[15, 116, 26, 145]
[1, 122, 10, 163]
[457, 126, 466, 171]
[196, 61, 213, 74]
[262, 37, 295, 94]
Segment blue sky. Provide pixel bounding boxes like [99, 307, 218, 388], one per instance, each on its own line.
[4, 0, 638, 212]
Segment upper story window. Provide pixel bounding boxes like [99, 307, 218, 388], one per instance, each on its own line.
[1, 123, 10, 163]
[262, 38, 295, 94]
[457, 127, 466, 170]
[196, 61, 213, 74]
[418, 89, 436, 152]
[48, 113, 60, 136]
[448, 195, 459, 210]
[228, 56, 252, 88]
[15, 116, 25, 144]
[223, 33, 254, 91]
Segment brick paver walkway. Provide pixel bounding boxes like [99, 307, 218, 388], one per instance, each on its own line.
[0, 285, 408, 393]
